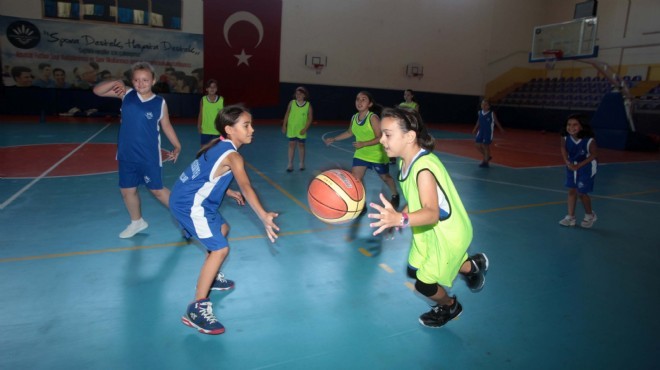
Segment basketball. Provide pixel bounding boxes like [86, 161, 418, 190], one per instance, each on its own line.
[307, 169, 366, 224]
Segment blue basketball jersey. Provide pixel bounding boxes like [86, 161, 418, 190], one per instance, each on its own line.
[117, 89, 165, 165]
[170, 140, 236, 241]
[477, 110, 494, 136]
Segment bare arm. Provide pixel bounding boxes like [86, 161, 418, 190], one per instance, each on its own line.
[197, 98, 203, 133]
[324, 123, 354, 145]
[225, 152, 279, 242]
[368, 170, 440, 235]
[93, 79, 127, 98]
[301, 104, 313, 135]
[493, 112, 505, 133]
[282, 101, 292, 134]
[159, 102, 182, 163]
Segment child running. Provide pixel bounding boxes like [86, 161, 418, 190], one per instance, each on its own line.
[197, 78, 224, 147]
[169, 105, 279, 335]
[324, 91, 399, 208]
[282, 86, 313, 171]
[472, 99, 504, 168]
[368, 106, 488, 328]
[93, 61, 182, 239]
[558, 114, 598, 228]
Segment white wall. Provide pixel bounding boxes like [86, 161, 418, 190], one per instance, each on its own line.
[1, 0, 658, 95]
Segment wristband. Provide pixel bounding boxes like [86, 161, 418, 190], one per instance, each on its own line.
[400, 212, 409, 228]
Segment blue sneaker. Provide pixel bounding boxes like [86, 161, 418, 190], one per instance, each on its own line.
[211, 272, 235, 291]
[181, 298, 225, 335]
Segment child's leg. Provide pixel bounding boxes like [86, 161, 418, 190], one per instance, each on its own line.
[120, 187, 142, 220]
[579, 193, 593, 214]
[475, 142, 485, 158]
[150, 187, 171, 208]
[195, 247, 229, 301]
[351, 166, 367, 182]
[567, 188, 578, 216]
[378, 173, 399, 197]
[287, 141, 296, 170]
[298, 142, 305, 169]
[483, 144, 491, 162]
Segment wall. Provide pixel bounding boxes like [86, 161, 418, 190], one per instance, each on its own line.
[1, 0, 658, 121]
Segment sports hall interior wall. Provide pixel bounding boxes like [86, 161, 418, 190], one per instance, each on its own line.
[0, 83, 481, 125]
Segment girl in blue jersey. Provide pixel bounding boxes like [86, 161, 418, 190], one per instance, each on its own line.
[170, 105, 280, 335]
[472, 99, 504, 168]
[559, 114, 598, 228]
[93, 62, 182, 239]
[368, 107, 488, 328]
[282, 86, 313, 171]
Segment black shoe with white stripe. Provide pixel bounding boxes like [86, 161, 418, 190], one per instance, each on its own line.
[465, 253, 489, 291]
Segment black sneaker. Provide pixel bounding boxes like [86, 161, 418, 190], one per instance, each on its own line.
[391, 194, 400, 210]
[419, 296, 462, 328]
[465, 253, 489, 291]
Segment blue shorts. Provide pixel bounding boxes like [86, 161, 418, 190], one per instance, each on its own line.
[172, 208, 229, 251]
[118, 160, 163, 189]
[288, 137, 306, 143]
[352, 158, 390, 175]
[565, 168, 595, 194]
[475, 129, 493, 144]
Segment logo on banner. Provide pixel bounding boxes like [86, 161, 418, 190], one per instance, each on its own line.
[6, 20, 41, 49]
[223, 11, 264, 67]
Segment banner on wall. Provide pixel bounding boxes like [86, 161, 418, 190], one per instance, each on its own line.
[204, 0, 282, 107]
[0, 15, 203, 92]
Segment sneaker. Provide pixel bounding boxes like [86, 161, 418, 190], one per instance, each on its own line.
[465, 253, 489, 291]
[558, 215, 576, 227]
[419, 296, 463, 328]
[391, 194, 400, 209]
[478, 161, 489, 168]
[211, 272, 235, 291]
[580, 212, 597, 228]
[119, 219, 148, 238]
[181, 298, 225, 335]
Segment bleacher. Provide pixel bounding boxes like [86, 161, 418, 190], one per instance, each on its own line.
[499, 75, 650, 110]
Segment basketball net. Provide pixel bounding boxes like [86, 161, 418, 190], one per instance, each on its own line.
[313, 64, 324, 75]
[542, 49, 563, 70]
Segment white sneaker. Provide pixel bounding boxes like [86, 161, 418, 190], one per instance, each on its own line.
[119, 219, 148, 238]
[559, 215, 576, 227]
[580, 212, 597, 228]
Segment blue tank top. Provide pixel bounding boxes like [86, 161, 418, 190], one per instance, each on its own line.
[170, 140, 237, 218]
[117, 89, 165, 165]
[477, 110, 494, 134]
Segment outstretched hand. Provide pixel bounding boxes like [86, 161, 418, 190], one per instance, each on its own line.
[368, 193, 400, 236]
[262, 212, 280, 243]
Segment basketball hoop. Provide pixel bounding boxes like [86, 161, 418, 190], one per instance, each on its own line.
[313, 64, 324, 75]
[542, 49, 563, 70]
[412, 72, 424, 80]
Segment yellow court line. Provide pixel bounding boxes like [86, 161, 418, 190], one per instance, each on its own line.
[379, 263, 394, 273]
[404, 282, 415, 291]
[245, 161, 312, 213]
[358, 248, 372, 257]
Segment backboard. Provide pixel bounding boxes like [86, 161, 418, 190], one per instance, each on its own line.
[529, 17, 598, 62]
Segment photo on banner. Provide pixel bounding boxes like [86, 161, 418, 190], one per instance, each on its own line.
[0, 15, 202, 92]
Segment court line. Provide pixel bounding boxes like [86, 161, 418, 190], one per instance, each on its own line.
[457, 175, 660, 205]
[245, 161, 312, 213]
[0, 225, 343, 263]
[0, 124, 112, 210]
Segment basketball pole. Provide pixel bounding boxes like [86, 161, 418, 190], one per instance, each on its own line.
[576, 59, 636, 132]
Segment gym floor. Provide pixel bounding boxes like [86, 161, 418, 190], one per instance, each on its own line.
[1, 118, 659, 369]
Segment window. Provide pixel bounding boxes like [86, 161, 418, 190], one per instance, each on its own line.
[42, 0, 181, 30]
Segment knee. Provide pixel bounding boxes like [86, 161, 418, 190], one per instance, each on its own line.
[415, 279, 439, 297]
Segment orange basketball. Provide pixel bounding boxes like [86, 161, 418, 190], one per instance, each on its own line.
[307, 169, 366, 224]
